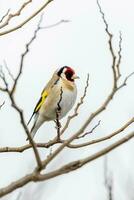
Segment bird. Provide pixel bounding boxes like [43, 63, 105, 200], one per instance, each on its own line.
[27, 66, 79, 139]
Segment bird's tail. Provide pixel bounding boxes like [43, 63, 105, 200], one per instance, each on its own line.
[29, 123, 39, 140]
[26, 114, 44, 141]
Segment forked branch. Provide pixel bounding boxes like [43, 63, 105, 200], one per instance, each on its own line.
[0, 0, 32, 29]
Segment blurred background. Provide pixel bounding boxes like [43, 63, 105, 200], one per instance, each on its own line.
[0, 0, 134, 199]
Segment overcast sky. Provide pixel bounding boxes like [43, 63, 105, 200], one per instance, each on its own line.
[0, 0, 134, 200]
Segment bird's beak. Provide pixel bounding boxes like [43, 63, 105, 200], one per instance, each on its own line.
[72, 74, 80, 80]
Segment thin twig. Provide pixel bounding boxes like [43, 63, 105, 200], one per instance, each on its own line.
[3, 60, 15, 81]
[104, 157, 113, 200]
[10, 13, 43, 96]
[0, 66, 9, 90]
[0, 74, 42, 169]
[97, 0, 117, 86]
[77, 120, 101, 139]
[116, 32, 122, 79]
[0, 117, 133, 153]
[55, 87, 63, 140]
[10, 15, 69, 95]
[0, 101, 5, 109]
[10, 92, 43, 170]
[40, 19, 70, 29]
[68, 117, 134, 148]
[0, 17, 44, 170]
[118, 72, 134, 90]
[0, 0, 53, 36]
[61, 73, 89, 135]
[0, 0, 32, 29]
[0, 114, 133, 154]
[0, 9, 10, 24]
[0, 14, 71, 168]
[39, 114, 134, 169]
[0, 141, 61, 153]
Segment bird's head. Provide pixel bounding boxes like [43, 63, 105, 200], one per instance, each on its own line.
[57, 66, 79, 82]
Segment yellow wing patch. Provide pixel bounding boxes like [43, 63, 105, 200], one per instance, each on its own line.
[34, 90, 48, 112]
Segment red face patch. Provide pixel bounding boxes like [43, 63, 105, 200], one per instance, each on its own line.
[66, 67, 75, 75]
[65, 67, 75, 81]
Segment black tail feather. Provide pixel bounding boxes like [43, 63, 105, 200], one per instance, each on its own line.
[27, 112, 35, 126]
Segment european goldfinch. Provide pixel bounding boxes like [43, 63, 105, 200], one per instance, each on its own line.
[28, 66, 79, 139]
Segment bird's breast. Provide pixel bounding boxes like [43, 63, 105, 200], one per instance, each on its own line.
[39, 80, 77, 120]
[59, 85, 77, 118]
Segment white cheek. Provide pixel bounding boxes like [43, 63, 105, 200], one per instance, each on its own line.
[61, 73, 66, 79]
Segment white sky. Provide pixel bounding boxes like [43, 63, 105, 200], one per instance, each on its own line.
[0, 0, 134, 199]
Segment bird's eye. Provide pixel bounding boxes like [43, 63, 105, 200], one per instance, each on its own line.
[65, 69, 74, 81]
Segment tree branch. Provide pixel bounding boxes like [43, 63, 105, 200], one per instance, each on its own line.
[0, 130, 134, 198]
[0, 0, 53, 36]
[77, 120, 101, 139]
[55, 87, 63, 140]
[118, 72, 134, 90]
[0, 9, 10, 24]
[61, 73, 89, 135]
[0, 16, 44, 170]
[104, 156, 113, 200]
[0, 101, 5, 109]
[116, 31, 122, 79]
[68, 117, 134, 148]
[0, 0, 32, 29]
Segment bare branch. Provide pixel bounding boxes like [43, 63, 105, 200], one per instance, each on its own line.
[116, 32, 122, 79]
[57, 87, 63, 112]
[104, 157, 113, 200]
[0, 17, 43, 170]
[0, 0, 32, 29]
[0, 172, 35, 198]
[0, 9, 10, 24]
[118, 72, 134, 90]
[10, 14, 43, 96]
[97, 0, 117, 86]
[0, 130, 134, 198]
[0, 86, 7, 92]
[0, 66, 9, 91]
[41, 130, 134, 179]
[40, 19, 70, 29]
[0, 118, 134, 153]
[68, 117, 134, 148]
[28, 73, 90, 167]
[61, 73, 89, 135]
[3, 60, 15, 81]
[0, 101, 5, 109]
[9, 95, 43, 170]
[0, 0, 53, 36]
[97, 1, 111, 38]
[0, 14, 71, 166]
[0, 142, 60, 153]
[10, 14, 68, 96]
[0, 116, 133, 153]
[55, 87, 63, 140]
[28, 73, 89, 155]
[66, 0, 131, 145]
[77, 120, 101, 139]
[1, 104, 103, 153]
